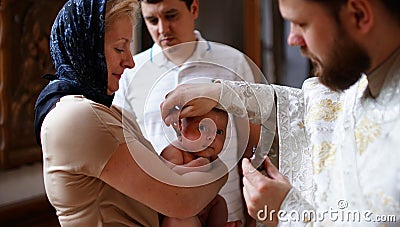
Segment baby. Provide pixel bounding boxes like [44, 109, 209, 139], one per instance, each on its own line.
[161, 108, 229, 227]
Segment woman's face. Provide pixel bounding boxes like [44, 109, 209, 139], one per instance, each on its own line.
[104, 15, 135, 95]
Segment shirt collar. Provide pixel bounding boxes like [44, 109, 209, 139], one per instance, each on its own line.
[367, 47, 400, 97]
[150, 30, 212, 67]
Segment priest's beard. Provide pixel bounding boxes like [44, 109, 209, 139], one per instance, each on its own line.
[307, 31, 371, 92]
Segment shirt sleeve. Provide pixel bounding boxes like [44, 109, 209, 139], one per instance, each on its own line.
[277, 188, 315, 227]
[41, 96, 125, 177]
[217, 80, 275, 125]
[215, 80, 276, 167]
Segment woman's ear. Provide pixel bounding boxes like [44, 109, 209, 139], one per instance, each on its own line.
[347, 0, 373, 34]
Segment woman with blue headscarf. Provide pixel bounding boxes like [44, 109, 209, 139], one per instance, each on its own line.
[34, 0, 228, 226]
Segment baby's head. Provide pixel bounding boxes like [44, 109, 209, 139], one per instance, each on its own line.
[178, 108, 228, 159]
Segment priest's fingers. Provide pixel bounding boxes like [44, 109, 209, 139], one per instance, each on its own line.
[242, 158, 272, 185]
[161, 83, 221, 124]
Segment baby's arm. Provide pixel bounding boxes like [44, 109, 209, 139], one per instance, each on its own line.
[161, 144, 210, 175]
[161, 144, 185, 165]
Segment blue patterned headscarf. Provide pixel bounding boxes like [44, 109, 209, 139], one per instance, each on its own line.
[34, 0, 111, 145]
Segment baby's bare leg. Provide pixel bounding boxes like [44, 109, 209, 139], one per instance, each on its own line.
[196, 195, 228, 227]
[204, 195, 228, 227]
[161, 216, 201, 227]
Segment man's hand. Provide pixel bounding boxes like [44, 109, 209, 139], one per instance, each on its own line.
[242, 157, 292, 226]
[170, 157, 211, 175]
[160, 83, 221, 126]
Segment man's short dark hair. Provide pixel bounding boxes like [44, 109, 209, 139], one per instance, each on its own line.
[139, 0, 194, 10]
[376, 0, 400, 23]
[307, 0, 400, 24]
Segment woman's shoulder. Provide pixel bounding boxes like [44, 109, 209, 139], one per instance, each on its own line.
[55, 95, 120, 121]
[41, 96, 124, 178]
[42, 95, 123, 142]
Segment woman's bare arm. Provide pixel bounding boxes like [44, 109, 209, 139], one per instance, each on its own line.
[100, 142, 228, 219]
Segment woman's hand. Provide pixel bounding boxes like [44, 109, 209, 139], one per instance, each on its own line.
[242, 157, 292, 226]
[170, 157, 211, 175]
[160, 83, 222, 126]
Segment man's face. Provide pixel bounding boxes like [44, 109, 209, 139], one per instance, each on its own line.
[279, 0, 370, 91]
[141, 0, 198, 49]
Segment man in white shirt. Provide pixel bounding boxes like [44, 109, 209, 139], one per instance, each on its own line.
[113, 0, 261, 225]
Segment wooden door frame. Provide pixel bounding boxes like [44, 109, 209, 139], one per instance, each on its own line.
[244, 0, 262, 68]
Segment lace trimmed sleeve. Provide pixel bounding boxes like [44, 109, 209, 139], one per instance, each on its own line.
[216, 80, 275, 125]
[216, 80, 276, 167]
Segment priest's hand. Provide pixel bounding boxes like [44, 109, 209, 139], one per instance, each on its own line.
[242, 157, 292, 226]
[160, 83, 221, 126]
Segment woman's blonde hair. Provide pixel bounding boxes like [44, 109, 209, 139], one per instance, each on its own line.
[105, 0, 139, 29]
